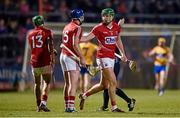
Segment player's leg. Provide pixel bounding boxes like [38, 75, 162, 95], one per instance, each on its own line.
[79, 74, 83, 92]
[68, 70, 80, 112]
[155, 73, 160, 90]
[114, 60, 135, 111]
[101, 76, 135, 111]
[60, 54, 72, 112]
[98, 58, 124, 112]
[39, 73, 51, 112]
[100, 59, 120, 111]
[99, 73, 109, 111]
[81, 72, 107, 97]
[100, 89, 109, 111]
[103, 68, 123, 112]
[159, 70, 166, 96]
[33, 73, 41, 111]
[63, 71, 70, 111]
[32, 68, 42, 112]
[39, 65, 52, 112]
[83, 73, 90, 92]
[115, 88, 136, 111]
[154, 65, 160, 90]
[80, 67, 89, 93]
[60, 54, 80, 112]
[79, 71, 108, 110]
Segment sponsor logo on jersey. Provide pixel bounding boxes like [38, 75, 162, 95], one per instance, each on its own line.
[105, 36, 116, 44]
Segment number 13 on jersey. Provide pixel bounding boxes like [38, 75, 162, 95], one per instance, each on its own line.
[31, 35, 43, 48]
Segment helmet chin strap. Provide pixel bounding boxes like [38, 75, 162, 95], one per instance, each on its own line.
[78, 18, 84, 25]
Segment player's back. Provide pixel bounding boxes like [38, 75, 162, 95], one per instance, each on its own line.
[28, 26, 52, 68]
[80, 42, 97, 65]
[61, 21, 82, 57]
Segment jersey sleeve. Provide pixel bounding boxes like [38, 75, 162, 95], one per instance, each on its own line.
[91, 26, 99, 36]
[74, 26, 82, 40]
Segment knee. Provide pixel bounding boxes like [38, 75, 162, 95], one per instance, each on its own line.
[109, 79, 117, 87]
[101, 83, 108, 90]
[103, 84, 109, 89]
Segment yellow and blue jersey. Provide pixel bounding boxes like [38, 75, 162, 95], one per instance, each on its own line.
[151, 46, 170, 73]
[152, 46, 170, 66]
[79, 42, 97, 65]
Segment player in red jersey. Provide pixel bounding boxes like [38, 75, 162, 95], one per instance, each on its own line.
[99, 19, 135, 112]
[60, 9, 86, 112]
[79, 8, 128, 112]
[28, 15, 55, 112]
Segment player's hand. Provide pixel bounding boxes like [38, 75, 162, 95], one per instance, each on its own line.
[118, 18, 125, 26]
[120, 55, 128, 62]
[53, 49, 57, 56]
[80, 57, 86, 67]
[50, 54, 55, 65]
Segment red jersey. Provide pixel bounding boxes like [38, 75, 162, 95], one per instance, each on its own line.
[61, 21, 82, 57]
[91, 21, 121, 59]
[28, 26, 53, 68]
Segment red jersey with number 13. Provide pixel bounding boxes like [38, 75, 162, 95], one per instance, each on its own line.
[28, 26, 53, 68]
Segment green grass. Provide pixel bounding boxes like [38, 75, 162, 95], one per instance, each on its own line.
[0, 89, 180, 117]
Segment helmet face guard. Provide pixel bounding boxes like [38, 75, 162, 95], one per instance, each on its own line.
[71, 9, 84, 25]
[101, 8, 115, 25]
[32, 15, 44, 26]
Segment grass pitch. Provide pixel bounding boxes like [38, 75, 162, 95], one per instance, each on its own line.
[0, 89, 180, 117]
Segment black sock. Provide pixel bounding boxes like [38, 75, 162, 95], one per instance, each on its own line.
[103, 89, 109, 108]
[116, 88, 131, 103]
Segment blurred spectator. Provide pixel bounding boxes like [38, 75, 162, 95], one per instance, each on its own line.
[117, 1, 128, 14]
[3, 0, 18, 11]
[7, 20, 19, 34]
[0, 19, 7, 34]
[59, 0, 69, 22]
[156, 1, 165, 14]
[19, 0, 30, 15]
[131, 0, 143, 13]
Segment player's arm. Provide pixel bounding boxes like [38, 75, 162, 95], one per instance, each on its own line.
[48, 31, 56, 65]
[118, 18, 125, 26]
[80, 32, 95, 42]
[116, 33, 127, 62]
[167, 48, 174, 63]
[148, 48, 155, 56]
[73, 27, 86, 66]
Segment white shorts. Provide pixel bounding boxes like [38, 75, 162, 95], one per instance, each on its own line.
[60, 53, 80, 71]
[32, 65, 52, 76]
[96, 58, 115, 69]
